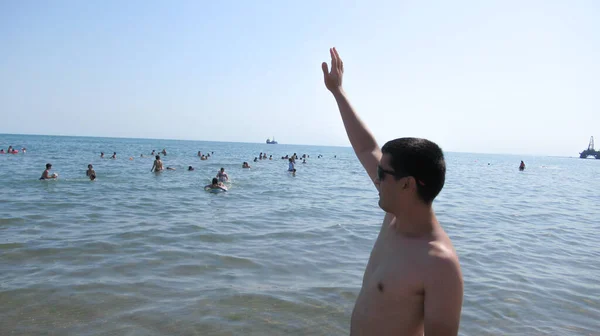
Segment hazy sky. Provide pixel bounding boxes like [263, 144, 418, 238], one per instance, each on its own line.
[1, 0, 599, 156]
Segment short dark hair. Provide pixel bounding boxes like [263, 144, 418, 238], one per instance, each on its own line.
[212, 178, 219, 184]
[381, 137, 446, 204]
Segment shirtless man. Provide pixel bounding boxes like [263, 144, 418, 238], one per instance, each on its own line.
[322, 47, 463, 336]
[151, 155, 163, 172]
[39, 163, 56, 180]
[216, 168, 229, 182]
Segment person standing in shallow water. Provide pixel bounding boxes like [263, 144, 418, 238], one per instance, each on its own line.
[322, 47, 463, 336]
[86, 164, 96, 180]
[216, 168, 229, 182]
[151, 155, 163, 172]
[40, 163, 56, 180]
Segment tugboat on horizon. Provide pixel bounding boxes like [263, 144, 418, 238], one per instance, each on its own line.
[266, 137, 278, 144]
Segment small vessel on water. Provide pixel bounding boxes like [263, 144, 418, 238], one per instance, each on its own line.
[579, 136, 600, 159]
[266, 137, 278, 144]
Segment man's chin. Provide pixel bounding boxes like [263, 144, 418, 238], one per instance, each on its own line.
[378, 199, 387, 211]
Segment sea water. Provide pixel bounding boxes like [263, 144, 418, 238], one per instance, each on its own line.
[1, 134, 599, 335]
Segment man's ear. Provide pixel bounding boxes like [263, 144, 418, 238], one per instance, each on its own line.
[405, 177, 415, 190]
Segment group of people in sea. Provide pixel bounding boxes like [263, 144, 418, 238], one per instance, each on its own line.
[29, 147, 332, 192]
[0, 146, 26, 154]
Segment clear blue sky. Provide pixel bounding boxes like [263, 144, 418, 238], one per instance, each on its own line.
[1, 0, 599, 156]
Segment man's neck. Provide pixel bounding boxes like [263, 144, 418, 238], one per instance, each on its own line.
[390, 204, 439, 237]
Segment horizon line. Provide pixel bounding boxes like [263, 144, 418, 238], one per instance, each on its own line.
[0, 132, 580, 158]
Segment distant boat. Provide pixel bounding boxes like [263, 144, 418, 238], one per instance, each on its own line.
[579, 136, 600, 159]
[266, 137, 278, 144]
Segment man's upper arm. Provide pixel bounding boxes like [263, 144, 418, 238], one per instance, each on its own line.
[424, 254, 464, 336]
[356, 148, 382, 187]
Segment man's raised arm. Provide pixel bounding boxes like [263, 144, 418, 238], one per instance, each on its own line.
[322, 47, 381, 186]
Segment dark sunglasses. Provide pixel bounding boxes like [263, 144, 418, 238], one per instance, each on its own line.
[377, 165, 406, 180]
[377, 165, 426, 186]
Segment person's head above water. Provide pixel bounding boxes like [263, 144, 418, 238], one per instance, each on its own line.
[188, 166, 194, 171]
[155, 155, 160, 160]
[46, 163, 52, 169]
[220, 167, 225, 172]
[88, 164, 93, 169]
[376, 137, 445, 214]
[212, 177, 219, 185]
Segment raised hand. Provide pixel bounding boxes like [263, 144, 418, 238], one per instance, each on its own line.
[322, 47, 344, 92]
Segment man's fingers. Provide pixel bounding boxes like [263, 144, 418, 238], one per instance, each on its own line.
[333, 47, 342, 69]
[330, 48, 338, 69]
[322, 62, 329, 77]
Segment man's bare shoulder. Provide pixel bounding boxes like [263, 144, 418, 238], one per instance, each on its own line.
[425, 238, 462, 282]
[427, 237, 460, 264]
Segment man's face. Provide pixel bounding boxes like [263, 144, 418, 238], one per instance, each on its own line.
[375, 154, 409, 212]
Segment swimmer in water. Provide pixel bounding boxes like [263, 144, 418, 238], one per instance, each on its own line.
[519, 161, 525, 171]
[242, 162, 251, 168]
[166, 167, 176, 170]
[100, 152, 104, 158]
[40, 163, 56, 180]
[216, 168, 229, 182]
[111, 152, 116, 159]
[205, 177, 227, 191]
[288, 158, 295, 171]
[151, 155, 164, 172]
[188, 166, 195, 171]
[86, 164, 96, 179]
